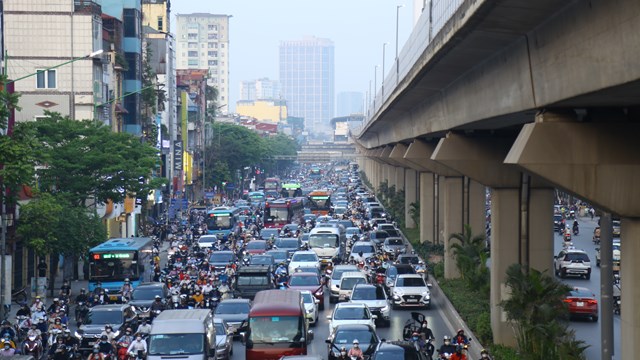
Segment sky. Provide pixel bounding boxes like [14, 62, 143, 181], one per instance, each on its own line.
[170, 0, 416, 113]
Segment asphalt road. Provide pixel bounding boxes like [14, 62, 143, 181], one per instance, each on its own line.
[553, 216, 621, 360]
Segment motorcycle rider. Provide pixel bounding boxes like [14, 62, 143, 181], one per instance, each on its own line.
[137, 320, 152, 336]
[121, 279, 133, 300]
[450, 345, 467, 360]
[75, 289, 89, 304]
[127, 334, 147, 358]
[452, 329, 469, 345]
[87, 345, 105, 360]
[0, 335, 15, 350]
[101, 325, 117, 343]
[0, 321, 16, 341]
[335, 346, 349, 360]
[150, 295, 166, 312]
[409, 332, 426, 352]
[0, 342, 15, 357]
[572, 220, 579, 234]
[48, 336, 69, 360]
[437, 335, 456, 356]
[62, 329, 79, 347]
[419, 319, 435, 342]
[347, 339, 364, 360]
[97, 335, 114, 355]
[477, 349, 492, 360]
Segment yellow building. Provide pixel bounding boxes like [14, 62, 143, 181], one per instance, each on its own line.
[236, 99, 287, 123]
[142, 0, 169, 33]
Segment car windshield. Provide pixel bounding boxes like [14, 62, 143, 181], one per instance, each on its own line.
[292, 253, 318, 262]
[332, 268, 357, 281]
[250, 256, 273, 265]
[237, 275, 269, 286]
[396, 277, 426, 287]
[86, 310, 122, 325]
[565, 253, 589, 262]
[301, 292, 314, 304]
[131, 287, 164, 300]
[246, 242, 266, 250]
[352, 245, 375, 254]
[290, 275, 320, 286]
[267, 251, 288, 262]
[215, 302, 250, 315]
[398, 256, 419, 265]
[260, 229, 279, 238]
[198, 236, 216, 244]
[334, 329, 376, 345]
[275, 239, 299, 249]
[386, 239, 403, 246]
[249, 316, 304, 344]
[372, 231, 389, 239]
[149, 334, 204, 355]
[209, 253, 233, 263]
[372, 349, 418, 360]
[341, 277, 367, 290]
[309, 234, 339, 248]
[568, 289, 594, 298]
[351, 287, 386, 300]
[334, 307, 369, 320]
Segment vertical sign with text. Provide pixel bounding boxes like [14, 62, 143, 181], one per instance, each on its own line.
[173, 140, 183, 172]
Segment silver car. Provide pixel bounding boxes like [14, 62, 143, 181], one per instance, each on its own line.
[213, 318, 233, 360]
[382, 237, 406, 257]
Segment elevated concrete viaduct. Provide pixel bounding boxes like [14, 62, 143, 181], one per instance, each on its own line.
[353, 0, 640, 356]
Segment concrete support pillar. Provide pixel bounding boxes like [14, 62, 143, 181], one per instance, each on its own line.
[466, 179, 486, 237]
[620, 218, 640, 360]
[419, 172, 435, 243]
[443, 176, 464, 279]
[490, 186, 554, 346]
[405, 169, 417, 228]
[437, 175, 445, 244]
[395, 166, 405, 191]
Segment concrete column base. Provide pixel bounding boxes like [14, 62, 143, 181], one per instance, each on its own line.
[405, 169, 417, 228]
[444, 176, 463, 279]
[621, 218, 640, 360]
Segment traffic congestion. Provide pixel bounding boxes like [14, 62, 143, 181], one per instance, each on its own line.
[0, 163, 491, 360]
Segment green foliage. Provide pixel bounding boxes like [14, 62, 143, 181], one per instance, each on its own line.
[438, 278, 493, 345]
[432, 261, 444, 279]
[141, 42, 159, 144]
[500, 264, 587, 360]
[474, 312, 493, 345]
[358, 170, 373, 189]
[22, 112, 165, 207]
[262, 133, 300, 175]
[209, 160, 231, 188]
[449, 225, 490, 295]
[205, 85, 219, 123]
[0, 121, 37, 205]
[409, 201, 420, 228]
[376, 181, 406, 228]
[489, 344, 520, 360]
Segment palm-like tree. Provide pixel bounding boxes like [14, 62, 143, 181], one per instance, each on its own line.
[501, 264, 588, 360]
[449, 224, 489, 291]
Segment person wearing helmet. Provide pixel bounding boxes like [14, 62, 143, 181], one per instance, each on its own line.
[438, 335, 457, 356]
[478, 349, 492, 360]
[87, 345, 105, 360]
[0, 341, 15, 357]
[419, 319, 435, 341]
[0, 321, 16, 341]
[121, 278, 133, 299]
[0, 334, 16, 350]
[75, 288, 89, 304]
[48, 335, 68, 360]
[347, 339, 363, 360]
[101, 325, 117, 343]
[63, 329, 79, 347]
[336, 346, 349, 360]
[150, 295, 166, 312]
[410, 331, 426, 352]
[117, 328, 135, 348]
[97, 335, 113, 355]
[453, 329, 469, 345]
[450, 344, 467, 360]
[137, 320, 152, 336]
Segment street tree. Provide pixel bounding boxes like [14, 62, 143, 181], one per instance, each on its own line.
[262, 133, 299, 175]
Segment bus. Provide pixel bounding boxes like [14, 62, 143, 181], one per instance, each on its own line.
[281, 183, 302, 198]
[206, 207, 242, 239]
[307, 190, 332, 216]
[263, 198, 305, 229]
[88, 238, 154, 293]
[248, 191, 266, 207]
[309, 168, 322, 180]
[264, 177, 282, 193]
[243, 290, 312, 360]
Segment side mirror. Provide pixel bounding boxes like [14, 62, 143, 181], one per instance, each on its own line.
[427, 283, 433, 288]
[335, 284, 340, 289]
[307, 330, 314, 342]
[314, 299, 320, 305]
[325, 339, 331, 344]
[326, 315, 332, 320]
[240, 332, 247, 345]
[371, 315, 378, 319]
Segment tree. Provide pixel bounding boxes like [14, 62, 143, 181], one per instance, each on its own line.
[501, 264, 587, 359]
[449, 225, 489, 293]
[262, 133, 299, 175]
[141, 42, 160, 144]
[206, 122, 266, 179]
[205, 85, 219, 123]
[22, 111, 165, 207]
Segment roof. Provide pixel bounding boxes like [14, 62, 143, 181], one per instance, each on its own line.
[90, 238, 153, 252]
[152, 309, 211, 334]
[250, 290, 303, 317]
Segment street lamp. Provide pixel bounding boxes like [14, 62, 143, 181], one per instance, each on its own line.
[382, 42, 389, 98]
[374, 65, 379, 108]
[396, 4, 404, 76]
[8, 49, 103, 84]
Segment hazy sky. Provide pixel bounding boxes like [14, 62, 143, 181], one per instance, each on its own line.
[171, 0, 415, 112]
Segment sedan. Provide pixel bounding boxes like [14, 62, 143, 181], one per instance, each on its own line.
[214, 299, 251, 336]
[213, 318, 233, 360]
[382, 237, 406, 257]
[564, 287, 598, 322]
[300, 290, 319, 326]
[327, 303, 376, 335]
[350, 242, 377, 263]
[289, 250, 321, 274]
[245, 240, 268, 255]
[325, 324, 380, 360]
[288, 272, 325, 310]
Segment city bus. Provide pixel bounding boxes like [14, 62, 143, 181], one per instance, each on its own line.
[248, 191, 266, 207]
[242, 290, 312, 360]
[309, 168, 322, 180]
[263, 198, 305, 229]
[88, 237, 154, 293]
[206, 206, 242, 239]
[307, 190, 332, 216]
[281, 183, 303, 198]
[264, 177, 282, 193]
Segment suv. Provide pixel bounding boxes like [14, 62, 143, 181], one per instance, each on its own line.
[370, 340, 430, 360]
[349, 284, 390, 327]
[128, 282, 169, 320]
[391, 274, 431, 309]
[77, 304, 138, 351]
[329, 265, 360, 303]
[554, 248, 591, 279]
[337, 272, 369, 302]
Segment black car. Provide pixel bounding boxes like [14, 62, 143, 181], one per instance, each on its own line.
[274, 237, 303, 257]
[214, 299, 251, 337]
[249, 254, 275, 266]
[266, 249, 289, 265]
[325, 324, 380, 360]
[553, 214, 564, 231]
[209, 251, 238, 270]
[76, 304, 138, 351]
[128, 282, 169, 319]
[385, 264, 417, 290]
[370, 340, 431, 360]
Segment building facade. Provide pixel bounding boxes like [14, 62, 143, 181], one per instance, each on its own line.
[175, 13, 230, 114]
[4, 0, 104, 122]
[240, 78, 280, 101]
[236, 99, 287, 123]
[337, 91, 364, 117]
[279, 36, 334, 135]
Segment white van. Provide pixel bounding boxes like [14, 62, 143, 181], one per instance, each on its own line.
[148, 310, 216, 360]
[337, 271, 368, 302]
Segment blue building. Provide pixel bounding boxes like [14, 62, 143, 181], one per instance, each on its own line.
[99, 0, 143, 134]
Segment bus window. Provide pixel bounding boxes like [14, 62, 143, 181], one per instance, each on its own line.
[207, 214, 233, 230]
[249, 316, 303, 343]
[90, 252, 138, 281]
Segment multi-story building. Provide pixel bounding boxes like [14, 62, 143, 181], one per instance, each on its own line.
[3, 0, 104, 122]
[175, 13, 230, 114]
[236, 99, 287, 123]
[337, 91, 364, 117]
[240, 78, 280, 101]
[279, 36, 334, 134]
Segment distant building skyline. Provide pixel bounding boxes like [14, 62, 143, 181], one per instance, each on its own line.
[336, 91, 364, 117]
[279, 35, 334, 134]
[175, 13, 231, 113]
[240, 78, 281, 101]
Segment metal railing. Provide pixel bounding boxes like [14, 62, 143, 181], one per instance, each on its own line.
[356, 0, 466, 136]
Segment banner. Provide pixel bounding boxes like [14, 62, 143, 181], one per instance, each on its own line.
[173, 141, 183, 172]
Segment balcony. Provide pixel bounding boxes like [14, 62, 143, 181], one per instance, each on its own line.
[74, 0, 101, 15]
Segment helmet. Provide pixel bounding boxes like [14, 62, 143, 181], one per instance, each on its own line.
[443, 335, 450, 341]
[1, 320, 9, 326]
[481, 349, 489, 355]
[53, 298, 59, 302]
[100, 335, 108, 340]
[457, 329, 464, 334]
[353, 339, 359, 344]
[155, 295, 161, 300]
[124, 278, 130, 282]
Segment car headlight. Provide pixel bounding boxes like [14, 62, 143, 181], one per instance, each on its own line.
[381, 305, 389, 312]
[422, 291, 430, 299]
[130, 306, 137, 312]
[74, 331, 82, 339]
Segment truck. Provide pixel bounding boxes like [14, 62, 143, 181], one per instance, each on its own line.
[235, 265, 275, 299]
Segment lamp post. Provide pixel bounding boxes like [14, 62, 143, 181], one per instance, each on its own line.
[396, 4, 404, 77]
[374, 65, 379, 109]
[8, 49, 103, 85]
[382, 42, 388, 98]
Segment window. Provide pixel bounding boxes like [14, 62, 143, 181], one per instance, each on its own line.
[36, 69, 56, 89]
[123, 9, 140, 38]
[207, 61, 217, 66]
[188, 51, 198, 57]
[207, 51, 217, 57]
[188, 59, 199, 67]
[188, 33, 198, 40]
[157, 16, 163, 31]
[208, 42, 217, 49]
[221, 44, 225, 48]
[208, 33, 217, 40]
[188, 43, 197, 48]
[208, 24, 217, 31]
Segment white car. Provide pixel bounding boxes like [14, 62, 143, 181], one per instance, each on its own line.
[329, 265, 360, 303]
[349, 284, 391, 327]
[300, 290, 319, 326]
[288, 250, 320, 274]
[350, 242, 376, 263]
[391, 274, 431, 309]
[197, 235, 218, 249]
[326, 302, 377, 335]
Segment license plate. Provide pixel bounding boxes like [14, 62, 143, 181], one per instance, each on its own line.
[576, 302, 584, 307]
[407, 299, 418, 303]
[88, 342, 95, 346]
[110, 295, 119, 301]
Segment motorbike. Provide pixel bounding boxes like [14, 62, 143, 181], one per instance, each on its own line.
[402, 312, 425, 341]
[75, 302, 89, 327]
[22, 336, 43, 359]
[613, 296, 621, 315]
